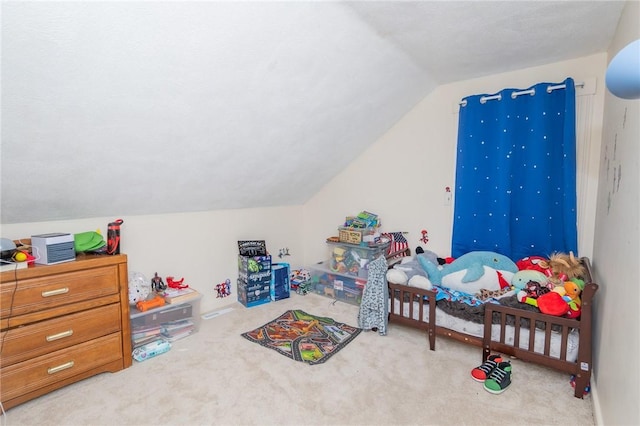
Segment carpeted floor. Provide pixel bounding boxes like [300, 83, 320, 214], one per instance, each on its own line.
[2, 293, 595, 425]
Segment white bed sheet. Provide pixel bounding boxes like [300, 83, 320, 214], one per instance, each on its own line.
[391, 298, 580, 362]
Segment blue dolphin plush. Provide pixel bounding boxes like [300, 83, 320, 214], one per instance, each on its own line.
[418, 251, 518, 288]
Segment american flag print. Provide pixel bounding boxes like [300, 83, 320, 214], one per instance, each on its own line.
[382, 232, 409, 258]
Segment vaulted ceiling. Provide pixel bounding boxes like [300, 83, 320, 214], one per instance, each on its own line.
[0, 1, 626, 224]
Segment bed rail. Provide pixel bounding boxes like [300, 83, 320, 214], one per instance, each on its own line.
[482, 257, 598, 398]
[387, 282, 437, 350]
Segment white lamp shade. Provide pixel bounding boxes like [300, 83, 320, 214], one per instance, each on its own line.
[606, 39, 640, 100]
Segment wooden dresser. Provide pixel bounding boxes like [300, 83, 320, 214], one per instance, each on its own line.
[0, 254, 132, 410]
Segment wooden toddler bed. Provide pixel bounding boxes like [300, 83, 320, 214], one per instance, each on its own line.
[387, 257, 598, 399]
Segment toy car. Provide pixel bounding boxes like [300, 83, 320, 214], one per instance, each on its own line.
[296, 280, 312, 295]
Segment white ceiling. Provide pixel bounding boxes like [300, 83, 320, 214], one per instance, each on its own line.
[0, 1, 626, 224]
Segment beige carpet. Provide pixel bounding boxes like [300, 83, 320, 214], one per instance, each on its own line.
[3, 293, 595, 425]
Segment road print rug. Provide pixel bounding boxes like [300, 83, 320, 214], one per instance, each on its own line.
[241, 309, 362, 365]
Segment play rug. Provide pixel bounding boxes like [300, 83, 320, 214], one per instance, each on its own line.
[241, 309, 362, 365]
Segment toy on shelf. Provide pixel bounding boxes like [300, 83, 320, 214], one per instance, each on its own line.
[343, 211, 380, 229]
[167, 276, 188, 289]
[136, 294, 165, 312]
[128, 272, 150, 305]
[151, 272, 167, 292]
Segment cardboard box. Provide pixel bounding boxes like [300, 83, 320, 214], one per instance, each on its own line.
[237, 278, 271, 308]
[338, 226, 380, 246]
[238, 255, 272, 284]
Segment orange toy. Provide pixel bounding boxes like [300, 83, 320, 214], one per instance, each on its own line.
[136, 294, 165, 312]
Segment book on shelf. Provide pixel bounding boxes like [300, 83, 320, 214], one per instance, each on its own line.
[131, 326, 162, 341]
[133, 335, 164, 349]
[161, 319, 194, 339]
[161, 329, 194, 342]
[163, 287, 200, 304]
[161, 319, 194, 333]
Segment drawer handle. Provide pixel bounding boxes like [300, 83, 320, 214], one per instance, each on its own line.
[41, 287, 70, 297]
[46, 330, 74, 342]
[47, 361, 75, 375]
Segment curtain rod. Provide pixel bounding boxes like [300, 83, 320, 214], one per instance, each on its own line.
[459, 81, 585, 106]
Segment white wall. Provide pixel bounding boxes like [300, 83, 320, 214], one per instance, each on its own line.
[303, 53, 607, 264]
[592, 1, 640, 425]
[2, 40, 630, 425]
[0, 206, 304, 314]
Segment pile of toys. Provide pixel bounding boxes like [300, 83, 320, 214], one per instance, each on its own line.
[343, 210, 381, 229]
[337, 211, 383, 247]
[290, 269, 312, 295]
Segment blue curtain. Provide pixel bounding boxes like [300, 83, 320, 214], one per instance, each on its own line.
[452, 78, 578, 261]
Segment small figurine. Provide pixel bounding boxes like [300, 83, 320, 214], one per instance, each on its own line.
[151, 272, 166, 292]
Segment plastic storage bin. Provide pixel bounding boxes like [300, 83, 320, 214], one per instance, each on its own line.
[130, 295, 201, 347]
[326, 241, 389, 278]
[308, 262, 366, 306]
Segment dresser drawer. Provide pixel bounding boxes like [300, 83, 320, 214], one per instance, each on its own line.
[0, 304, 122, 367]
[0, 333, 123, 402]
[1, 266, 119, 319]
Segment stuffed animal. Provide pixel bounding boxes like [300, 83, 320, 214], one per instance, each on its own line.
[516, 256, 551, 274]
[476, 287, 512, 301]
[385, 263, 433, 290]
[386, 268, 408, 285]
[418, 251, 517, 295]
[387, 250, 440, 283]
[523, 277, 585, 318]
[563, 278, 585, 303]
[408, 275, 433, 290]
[513, 270, 556, 308]
[511, 269, 550, 293]
[535, 292, 574, 317]
[546, 251, 586, 286]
